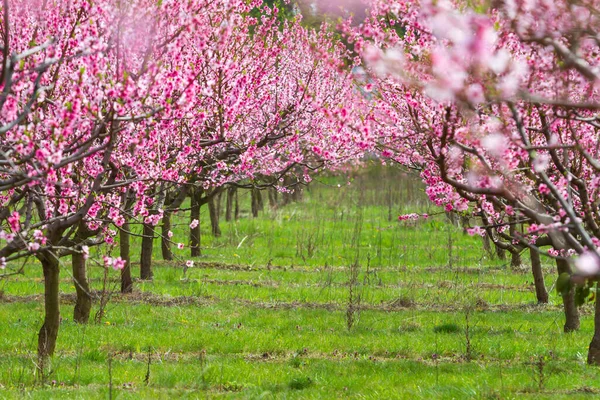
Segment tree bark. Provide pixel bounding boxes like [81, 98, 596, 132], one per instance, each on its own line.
[208, 195, 221, 237]
[268, 187, 278, 209]
[511, 250, 522, 268]
[234, 189, 240, 220]
[495, 244, 506, 261]
[140, 223, 154, 280]
[481, 235, 493, 258]
[251, 188, 259, 218]
[72, 251, 92, 323]
[509, 218, 522, 268]
[190, 188, 202, 257]
[529, 249, 548, 304]
[38, 253, 61, 360]
[161, 211, 173, 261]
[120, 221, 133, 293]
[256, 188, 264, 211]
[225, 187, 235, 222]
[291, 184, 303, 202]
[587, 283, 600, 364]
[216, 190, 223, 218]
[556, 258, 580, 332]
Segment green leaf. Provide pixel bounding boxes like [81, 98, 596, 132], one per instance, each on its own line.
[556, 273, 571, 296]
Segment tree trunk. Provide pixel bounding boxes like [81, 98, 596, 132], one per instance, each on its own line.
[234, 189, 240, 220]
[38, 253, 61, 360]
[556, 258, 580, 332]
[268, 187, 278, 209]
[509, 218, 522, 268]
[216, 190, 223, 218]
[72, 251, 92, 323]
[587, 283, 600, 364]
[251, 188, 259, 218]
[120, 221, 133, 293]
[529, 249, 548, 304]
[256, 188, 264, 211]
[225, 187, 235, 222]
[161, 211, 173, 261]
[495, 244, 506, 261]
[208, 195, 221, 237]
[140, 223, 154, 280]
[481, 235, 493, 258]
[511, 251, 522, 268]
[190, 189, 201, 257]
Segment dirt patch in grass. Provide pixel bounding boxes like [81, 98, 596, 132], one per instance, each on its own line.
[1, 291, 585, 315]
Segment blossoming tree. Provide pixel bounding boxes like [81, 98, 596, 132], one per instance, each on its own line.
[350, 0, 600, 363]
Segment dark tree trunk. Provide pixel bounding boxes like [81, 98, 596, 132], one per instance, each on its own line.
[72, 251, 92, 323]
[251, 188, 259, 218]
[529, 249, 548, 304]
[140, 223, 154, 280]
[234, 189, 240, 220]
[587, 283, 600, 364]
[38, 253, 61, 360]
[225, 187, 235, 222]
[208, 195, 221, 237]
[190, 189, 202, 257]
[256, 188, 264, 211]
[120, 221, 133, 293]
[161, 211, 173, 261]
[216, 190, 223, 218]
[556, 258, 580, 332]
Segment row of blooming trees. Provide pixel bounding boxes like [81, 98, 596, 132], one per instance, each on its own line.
[6, 0, 600, 370]
[346, 0, 600, 364]
[0, 0, 368, 363]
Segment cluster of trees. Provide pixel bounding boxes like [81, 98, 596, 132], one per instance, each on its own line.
[0, 0, 368, 362]
[4, 0, 600, 369]
[348, 0, 600, 364]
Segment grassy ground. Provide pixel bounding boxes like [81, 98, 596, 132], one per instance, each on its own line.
[1, 165, 599, 399]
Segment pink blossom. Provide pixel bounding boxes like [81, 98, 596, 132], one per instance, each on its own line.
[8, 212, 20, 232]
[82, 246, 90, 260]
[113, 257, 126, 271]
[575, 251, 600, 276]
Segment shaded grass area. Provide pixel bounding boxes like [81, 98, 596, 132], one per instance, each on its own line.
[0, 165, 593, 398]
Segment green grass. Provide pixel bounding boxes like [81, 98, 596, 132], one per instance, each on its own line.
[0, 165, 597, 399]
